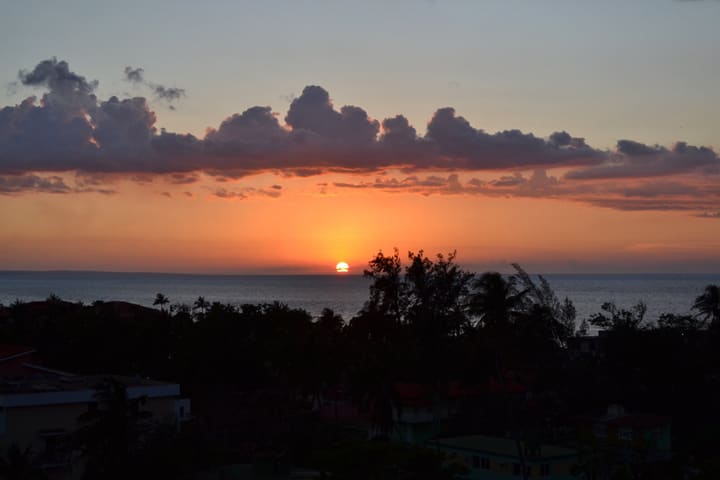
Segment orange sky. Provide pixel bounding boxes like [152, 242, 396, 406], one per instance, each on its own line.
[2, 3, 720, 274]
[2, 171, 719, 274]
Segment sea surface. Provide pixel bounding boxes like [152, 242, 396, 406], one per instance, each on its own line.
[0, 271, 718, 324]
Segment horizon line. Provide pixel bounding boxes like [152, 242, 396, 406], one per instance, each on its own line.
[1, 269, 718, 277]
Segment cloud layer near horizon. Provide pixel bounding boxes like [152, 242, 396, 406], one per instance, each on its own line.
[1, 59, 718, 215]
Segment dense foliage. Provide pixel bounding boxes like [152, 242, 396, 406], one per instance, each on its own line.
[1, 250, 719, 478]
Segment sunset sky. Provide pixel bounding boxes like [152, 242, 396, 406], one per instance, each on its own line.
[1, 0, 719, 274]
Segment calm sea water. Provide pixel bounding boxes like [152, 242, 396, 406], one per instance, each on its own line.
[0, 271, 718, 323]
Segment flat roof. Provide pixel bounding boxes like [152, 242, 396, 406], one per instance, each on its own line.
[432, 435, 577, 461]
[0, 372, 180, 407]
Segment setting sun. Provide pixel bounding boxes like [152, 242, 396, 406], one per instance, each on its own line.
[335, 262, 349, 273]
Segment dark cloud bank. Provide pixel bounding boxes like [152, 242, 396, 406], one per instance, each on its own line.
[1, 59, 718, 214]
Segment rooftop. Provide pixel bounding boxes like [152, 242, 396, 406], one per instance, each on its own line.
[432, 435, 577, 461]
[0, 372, 171, 395]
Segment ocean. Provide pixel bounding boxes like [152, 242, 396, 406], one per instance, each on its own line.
[0, 271, 718, 324]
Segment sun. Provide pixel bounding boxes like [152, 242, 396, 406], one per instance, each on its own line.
[335, 261, 349, 273]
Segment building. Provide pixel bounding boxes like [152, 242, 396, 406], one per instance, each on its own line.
[0, 366, 190, 477]
[430, 434, 578, 479]
[0, 344, 38, 376]
[579, 404, 671, 463]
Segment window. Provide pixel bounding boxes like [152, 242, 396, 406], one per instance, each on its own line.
[513, 463, 521, 476]
[37, 430, 69, 466]
[472, 456, 480, 469]
[0, 407, 5, 435]
[540, 464, 550, 476]
[481, 457, 490, 469]
[175, 398, 191, 421]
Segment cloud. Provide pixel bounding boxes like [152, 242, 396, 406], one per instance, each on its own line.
[123, 65, 185, 105]
[2, 62, 610, 177]
[332, 170, 718, 213]
[424, 108, 600, 170]
[489, 173, 526, 188]
[0, 173, 115, 195]
[565, 141, 719, 180]
[285, 86, 379, 145]
[123, 66, 144, 83]
[0, 174, 71, 195]
[212, 184, 283, 200]
[20, 58, 97, 98]
[153, 85, 185, 102]
[167, 173, 199, 184]
[2, 58, 719, 215]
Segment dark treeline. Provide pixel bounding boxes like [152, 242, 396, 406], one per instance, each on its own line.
[1, 250, 719, 479]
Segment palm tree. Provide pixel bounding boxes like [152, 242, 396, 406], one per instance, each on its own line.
[153, 293, 169, 313]
[469, 272, 526, 331]
[693, 284, 720, 327]
[192, 296, 209, 319]
[468, 272, 530, 480]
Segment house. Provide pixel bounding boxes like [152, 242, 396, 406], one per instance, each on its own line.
[566, 335, 605, 360]
[580, 404, 671, 463]
[390, 377, 533, 446]
[430, 434, 578, 479]
[0, 367, 190, 476]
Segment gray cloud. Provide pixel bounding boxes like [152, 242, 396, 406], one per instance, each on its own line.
[332, 170, 716, 213]
[0, 174, 71, 195]
[213, 185, 283, 200]
[2, 58, 719, 212]
[153, 85, 185, 102]
[20, 58, 97, 98]
[566, 141, 719, 180]
[489, 173, 526, 188]
[123, 66, 144, 83]
[424, 108, 599, 170]
[123, 65, 184, 105]
[0, 173, 115, 195]
[285, 86, 379, 145]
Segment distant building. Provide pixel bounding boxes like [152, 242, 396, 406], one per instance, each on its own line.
[430, 434, 578, 479]
[566, 335, 606, 360]
[578, 404, 671, 463]
[390, 383, 455, 444]
[0, 361, 189, 476]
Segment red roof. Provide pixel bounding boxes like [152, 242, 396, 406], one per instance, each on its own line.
[394, 383, 433, 407]
[606, 414, 671, 429]
[488, 377, 527, 394]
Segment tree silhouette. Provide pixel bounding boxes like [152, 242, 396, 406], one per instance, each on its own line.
[469, 271, 525, 333]
[363, 249, 406, 324]
[75, 379, 151, 480]
[0, 444, 47, 480]
[512, 264, 576, 346]
[192, 296, 209, 319]
[589, 301, 647, 332]
[153, 293, 169, 313]
[693, 284, 720, 327]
